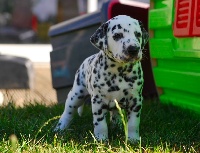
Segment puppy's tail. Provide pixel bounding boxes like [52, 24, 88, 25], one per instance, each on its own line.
[78, 104, 84, 116]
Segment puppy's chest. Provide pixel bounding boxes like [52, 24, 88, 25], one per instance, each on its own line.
[87, 59, 143, 96]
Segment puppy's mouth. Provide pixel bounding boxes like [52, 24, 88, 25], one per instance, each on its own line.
[121, 55, 141, 63]
[113, 53, 141, 64]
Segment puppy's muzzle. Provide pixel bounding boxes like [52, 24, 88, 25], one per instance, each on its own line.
[127, 45, 140, 58]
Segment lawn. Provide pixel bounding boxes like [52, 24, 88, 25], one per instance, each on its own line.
[0, 100, 199, 152]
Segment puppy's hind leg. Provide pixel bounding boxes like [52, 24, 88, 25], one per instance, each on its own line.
[54, 84, 88, 131]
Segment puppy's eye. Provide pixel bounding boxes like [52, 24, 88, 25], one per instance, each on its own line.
[135, 32, 142, 38]
[113, 33, 123, 41]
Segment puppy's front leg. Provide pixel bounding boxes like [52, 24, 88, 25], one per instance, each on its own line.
[127, 104, 142, 141]
[91, 96, 108, 141]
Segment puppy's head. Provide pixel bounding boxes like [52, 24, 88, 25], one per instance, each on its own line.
[90, 15, 149, 63]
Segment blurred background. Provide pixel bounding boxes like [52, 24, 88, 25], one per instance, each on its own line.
[0, 0, 104, 106]
[0, 0, 104, 44]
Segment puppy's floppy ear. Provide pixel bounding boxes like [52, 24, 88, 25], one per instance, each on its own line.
[139, 21, 149, 49]
[90, 22, 108, 51]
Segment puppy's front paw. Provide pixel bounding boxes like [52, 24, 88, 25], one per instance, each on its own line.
[128, 136, 140, 145]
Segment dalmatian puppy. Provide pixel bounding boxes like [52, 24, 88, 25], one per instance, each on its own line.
[55, 15, 149, 141]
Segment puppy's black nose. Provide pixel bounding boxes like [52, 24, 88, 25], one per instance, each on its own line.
[127, 45, 140, 57]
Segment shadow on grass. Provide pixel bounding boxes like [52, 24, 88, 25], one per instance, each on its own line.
[0, 99, 199, 151]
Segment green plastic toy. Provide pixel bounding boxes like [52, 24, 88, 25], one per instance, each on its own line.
[149, 0, 200, 114]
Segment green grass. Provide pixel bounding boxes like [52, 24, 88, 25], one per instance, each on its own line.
[0, 100, 200, 152]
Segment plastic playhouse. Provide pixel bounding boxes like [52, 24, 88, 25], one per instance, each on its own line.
[149, 0, 200, 114]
